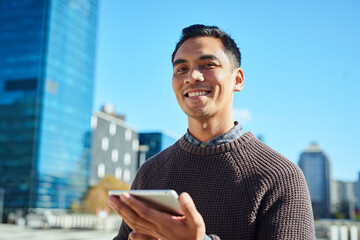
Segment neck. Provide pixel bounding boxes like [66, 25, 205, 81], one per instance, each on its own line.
[187, 115, 235, 142]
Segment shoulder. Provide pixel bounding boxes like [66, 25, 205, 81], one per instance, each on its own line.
[232, 134, 308, 199]
[246, 140, 315, 238]
[242, 135, 304, 181]
[245, 136, 312, 213]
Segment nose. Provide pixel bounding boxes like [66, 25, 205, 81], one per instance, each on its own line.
[185, 68, 204, 84]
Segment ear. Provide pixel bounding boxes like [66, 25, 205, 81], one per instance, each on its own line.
[233, 68, 244, 92]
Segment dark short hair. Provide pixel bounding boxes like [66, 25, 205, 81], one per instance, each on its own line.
[171, 24, 241, 69]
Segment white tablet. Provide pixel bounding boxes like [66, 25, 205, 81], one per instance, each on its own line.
[109, 189, 184, 216]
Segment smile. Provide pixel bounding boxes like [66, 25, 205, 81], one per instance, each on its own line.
[187, 91, 209, 97]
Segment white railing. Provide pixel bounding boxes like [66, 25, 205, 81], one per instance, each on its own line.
[26, 213, 122, 231]
[25, 215, 360, 240]
[315, 219, 360, 240]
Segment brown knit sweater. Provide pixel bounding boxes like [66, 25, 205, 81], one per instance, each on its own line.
[114, 132, 315, 240]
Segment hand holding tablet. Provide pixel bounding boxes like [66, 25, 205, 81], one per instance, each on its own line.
[108, 189, 184, 216]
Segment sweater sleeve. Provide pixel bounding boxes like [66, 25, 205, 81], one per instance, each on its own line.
[255, 166, 315, 239]
[113, 221, 131, 240]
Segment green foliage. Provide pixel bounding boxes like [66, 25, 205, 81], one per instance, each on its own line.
[334, 212, 346, 219]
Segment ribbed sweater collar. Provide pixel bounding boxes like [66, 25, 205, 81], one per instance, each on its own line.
[178, 131, 256, 156]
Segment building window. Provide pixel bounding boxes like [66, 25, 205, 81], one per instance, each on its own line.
[124, 169, 131, 182]
[98, 164, 105, 178]
[111, 149, 119, 162]
[101, 137, 109, 151]
[41, 195, 51, 202]
[109, 123, 116, 135]
[115, 167, 122, 180]
[132, 139, 139, 151]
[38, 188, 49, 194]
[124, 152, 131, 166]
[5, 78, 37, 92]
[125, 129, 132, 141]
[91, 116, 97, 128]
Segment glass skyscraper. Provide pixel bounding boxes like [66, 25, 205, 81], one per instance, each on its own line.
[0, 0, 98, 218]
[298, 143, 331, 219]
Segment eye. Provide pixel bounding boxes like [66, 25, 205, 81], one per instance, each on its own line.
[202, 62, 216, 68]
[176, 67, 187, 73]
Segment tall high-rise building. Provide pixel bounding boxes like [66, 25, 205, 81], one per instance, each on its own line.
[333, 180, 356, 219]
[298, 143, 331, 218]
[0, 0, 98, 218]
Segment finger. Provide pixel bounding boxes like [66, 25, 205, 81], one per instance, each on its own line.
[108, 195, 128, 214]
[120, 192, 174, 237]
[109, 195, 137, 218]
[120, 192, 169, 222]
[129, 231, 158, 240]
[178, 192, 203, 225]
[109, 195, 155, 235]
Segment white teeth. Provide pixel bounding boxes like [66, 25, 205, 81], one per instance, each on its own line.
[188, 91, 207, 97]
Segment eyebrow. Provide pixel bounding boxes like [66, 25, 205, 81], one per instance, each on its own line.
[173, 54, 220, 67]
[199, 54, 219, 61]
[172, 59, 187, 67]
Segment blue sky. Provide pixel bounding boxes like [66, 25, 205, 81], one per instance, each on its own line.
[94, 0, 360, 181]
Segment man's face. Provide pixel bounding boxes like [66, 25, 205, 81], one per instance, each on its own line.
[172, 36, 243, 120]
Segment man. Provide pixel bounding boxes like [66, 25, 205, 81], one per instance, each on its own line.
[109, 24, 315, 240]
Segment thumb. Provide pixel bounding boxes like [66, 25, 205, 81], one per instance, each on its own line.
[178, 192, 202, 223]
